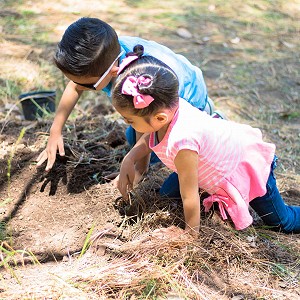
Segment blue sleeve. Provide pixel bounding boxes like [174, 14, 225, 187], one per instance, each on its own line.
[118, 36, 208, 110]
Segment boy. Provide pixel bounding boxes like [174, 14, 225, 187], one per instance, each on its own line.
[36, 17, 214, 196]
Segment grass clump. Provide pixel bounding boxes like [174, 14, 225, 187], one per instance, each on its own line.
[64, 214, 299, 299]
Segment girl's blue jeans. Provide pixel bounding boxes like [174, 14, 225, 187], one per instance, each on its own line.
[250, 156, 300, 233]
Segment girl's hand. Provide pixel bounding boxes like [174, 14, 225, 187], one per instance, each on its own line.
[113, 155, 142, 199]
[114, 134, 151, 199]
[112, 174, 130, 198]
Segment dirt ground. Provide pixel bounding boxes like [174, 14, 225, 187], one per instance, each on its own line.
[0, 103, 127, 256]
[0, 0, 300, 299]
[0, 103, 189, 299]
[2, 100, 299, 261]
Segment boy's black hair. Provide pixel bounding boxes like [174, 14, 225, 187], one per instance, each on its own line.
[112, 45, 179, 117]
[54, 17, 120, 77]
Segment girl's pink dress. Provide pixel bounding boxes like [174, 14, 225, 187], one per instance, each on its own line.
[149, 99, 276, 230]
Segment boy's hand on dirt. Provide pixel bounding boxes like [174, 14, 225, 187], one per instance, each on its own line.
[36, 134, 65, 171]
[39, 157, 68, 196]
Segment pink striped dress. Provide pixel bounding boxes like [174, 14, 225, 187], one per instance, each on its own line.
[149, 98, 276, 230]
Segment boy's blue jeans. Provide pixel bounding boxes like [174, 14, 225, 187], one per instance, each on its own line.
[250, 157, 300, 233]
[126, 126, 160, 163]
[126, 126, 180, 197]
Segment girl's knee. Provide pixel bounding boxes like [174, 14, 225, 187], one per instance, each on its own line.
[269, 212, 300, 234]
[279, 219, 300, 234]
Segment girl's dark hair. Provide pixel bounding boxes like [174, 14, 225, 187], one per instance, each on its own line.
[112, 45, 179, 117]
[54, 17, 120, 76]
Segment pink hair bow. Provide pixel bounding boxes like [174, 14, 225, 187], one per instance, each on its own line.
[117, 55, 139, 75]
[121, 76, 154, 109]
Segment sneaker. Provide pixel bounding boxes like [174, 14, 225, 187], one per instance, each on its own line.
[211, 110, 228, 120]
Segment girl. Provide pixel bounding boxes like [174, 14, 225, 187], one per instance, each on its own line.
[111, 46, 300, 234]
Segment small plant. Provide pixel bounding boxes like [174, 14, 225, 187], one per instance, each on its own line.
[0, 79, 21, 101]
[140, 278, 158, 299]
[0, 241, 40, 284]
[79, 224, 95, 258]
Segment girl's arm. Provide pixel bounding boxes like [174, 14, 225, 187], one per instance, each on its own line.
[116, 133, 152, 199]
[174, 149, 200, 234]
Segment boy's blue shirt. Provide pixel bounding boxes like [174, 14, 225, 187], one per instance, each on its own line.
[102, 36, 208, 110]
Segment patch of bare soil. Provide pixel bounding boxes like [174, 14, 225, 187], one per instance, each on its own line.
[0, 104, 128, 260]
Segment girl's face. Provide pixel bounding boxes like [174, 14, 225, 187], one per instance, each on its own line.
[114, 106, 164, 133]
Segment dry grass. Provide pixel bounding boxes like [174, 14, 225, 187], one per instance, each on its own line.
[58, 219, 299, 299]
[57, 173, 300, 299]
[0, 0, 299, 299]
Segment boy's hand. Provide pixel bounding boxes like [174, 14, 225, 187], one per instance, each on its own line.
[36, 134, 65, 171]
[39, 156, 68, 195]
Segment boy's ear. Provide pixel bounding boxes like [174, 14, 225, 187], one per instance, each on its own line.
[111, 66, 119, 77]
[154, 112, 169, 123]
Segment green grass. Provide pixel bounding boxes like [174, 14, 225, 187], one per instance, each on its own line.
[0, 80, 21, 102]
[1, 15, 35, 37]
[79, 224, 95, 258]
[0, 10, 51, 45]
[139, 278, 159, 299]
[20, 10, 35, 17]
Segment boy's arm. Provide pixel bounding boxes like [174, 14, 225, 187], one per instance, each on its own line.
[174, 149, 200, 234]
[115, 133, 152, 199]
[36, 81, 83, 170]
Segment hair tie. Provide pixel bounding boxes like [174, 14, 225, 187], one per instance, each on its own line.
[117, 55, 139, 75]
[121, 76, 154, 109]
